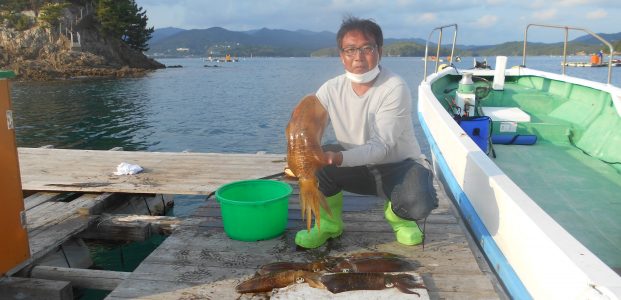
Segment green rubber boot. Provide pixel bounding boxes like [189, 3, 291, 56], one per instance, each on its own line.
[295, 192, 344, 249]
[384, 201, 423, 246]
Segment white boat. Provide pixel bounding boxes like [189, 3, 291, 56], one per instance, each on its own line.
[418, 24, 621, 299]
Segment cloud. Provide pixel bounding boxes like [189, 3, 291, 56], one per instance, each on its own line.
[419, 13, 437, 23]
[396, 0, 415, 5]
[472, 15, 499, 28]
[528, 0, 546, 9]
[532, 8, 558, 21]
[528, 0, 591, 9]
[137, 0, 620, 45]
[555, 0, 592, 6]
[328, 0, 377, 10]
[586, 9, 607, 19]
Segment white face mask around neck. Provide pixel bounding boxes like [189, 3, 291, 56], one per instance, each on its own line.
[345, 65, 380, 84]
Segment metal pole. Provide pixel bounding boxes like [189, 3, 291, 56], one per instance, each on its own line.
[435, 29, 442, 72]
[524, 23, 614, 84]
[562, 27, 568, 75]
[423, 38, 429, 81]
[522, 25, 530, 67]
[423, 24, 458, 81]
[449, 25, 458, 65]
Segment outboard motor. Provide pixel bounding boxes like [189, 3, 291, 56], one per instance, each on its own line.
[473, 58, 490, 69]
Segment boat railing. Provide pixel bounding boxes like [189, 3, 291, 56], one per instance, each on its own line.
[522, 23, 615, 84]
[423, 24, 458, 81]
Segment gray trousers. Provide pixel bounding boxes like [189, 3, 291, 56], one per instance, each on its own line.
[317, 144, 438, 220]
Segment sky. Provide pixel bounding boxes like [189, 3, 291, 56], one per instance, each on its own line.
[135, 0, 621, 45]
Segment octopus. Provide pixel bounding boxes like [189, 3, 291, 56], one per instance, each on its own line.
[286, 95, 330, 231]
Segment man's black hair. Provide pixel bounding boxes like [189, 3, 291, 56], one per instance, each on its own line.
[336, 16, 383, 49]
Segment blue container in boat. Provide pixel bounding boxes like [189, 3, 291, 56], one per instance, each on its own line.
[492, 134, 537, 145]
[459, 116, 492, 153]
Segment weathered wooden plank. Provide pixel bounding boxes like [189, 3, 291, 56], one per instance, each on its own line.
[196, 218, 464, 236]
[105, 279, 418, 300]
[105, 276, 247, 300]
[79, 218, 151, 241]
[105, 223, 490, 297]
[27, 193, 104, 232]
[19, 148, 286, 195]
[173, 224, 465, 254]
[231, 209, 454, 225]
[105, 156, 501, 300]
[25, 191, 138, 263]
[33, 238, 93, 269]
[30, 266, 130, 291]
[428, 291, 501, 300]
[103, 214, 199, 231]
[108, 262, 491, 299]
[75, 192, 129, 216]
[109, 265, 429, 299]
[28, 215, 98, 261]
[78, 214, 201, 241]
[194, 206, 456, 225]
[422, 273, 498, 292]
[193, 200, 460, 235]
[196, 196, 456, 226]
[23, 192, 62, 210]
[134, 245, 486, 275]
[0, 277, 72, 300]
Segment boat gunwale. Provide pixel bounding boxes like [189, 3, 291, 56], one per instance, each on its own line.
[417, 66, 621, 299]
[445, 66, 621, 117]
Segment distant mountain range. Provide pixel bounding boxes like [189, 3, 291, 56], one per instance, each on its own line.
[572, 32, 621, 45]
[147, 27, 621, 58]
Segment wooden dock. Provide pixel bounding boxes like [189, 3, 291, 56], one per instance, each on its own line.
[18, 147, 286, 195]
[3, 148, 505, 299]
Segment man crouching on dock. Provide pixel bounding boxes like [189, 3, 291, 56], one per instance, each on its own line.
[291, 16, 438, 249]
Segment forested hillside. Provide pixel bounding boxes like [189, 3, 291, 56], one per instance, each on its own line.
[148, 26, 621, 58]
[0, 0, 163, 80]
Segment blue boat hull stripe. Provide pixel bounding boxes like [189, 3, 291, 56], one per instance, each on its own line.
[418, 112, 532, 300]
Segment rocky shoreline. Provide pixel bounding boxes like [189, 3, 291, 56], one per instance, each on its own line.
[0, 14, 164, 81]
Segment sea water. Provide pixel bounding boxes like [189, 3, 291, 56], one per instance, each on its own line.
[11, 56, 621, 216]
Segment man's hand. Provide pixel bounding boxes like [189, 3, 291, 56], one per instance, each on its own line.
[324, 151, 343, 166]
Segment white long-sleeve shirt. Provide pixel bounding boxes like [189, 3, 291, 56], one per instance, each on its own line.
[316, 67, 422, 167]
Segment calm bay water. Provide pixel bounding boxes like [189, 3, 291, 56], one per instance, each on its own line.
[12, 56, 620, 153]
[11, 56, 621, 215]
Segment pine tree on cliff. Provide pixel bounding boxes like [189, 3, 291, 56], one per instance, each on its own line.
[96, 0, 153, 52]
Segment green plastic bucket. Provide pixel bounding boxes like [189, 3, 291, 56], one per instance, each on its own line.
[215, 180, 292, 241]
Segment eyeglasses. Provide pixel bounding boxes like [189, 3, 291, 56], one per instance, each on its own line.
[341, 45, 376, 57]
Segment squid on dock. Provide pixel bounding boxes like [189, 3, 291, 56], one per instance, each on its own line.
[286, 95, 330, 231]
[235, 270, 324, 293]
[257, 252, 416, 275]
[320, 272, 425, 295]
[237, 270, 426, 296]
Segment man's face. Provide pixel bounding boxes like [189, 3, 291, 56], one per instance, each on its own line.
[339, 30, 381, 74]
